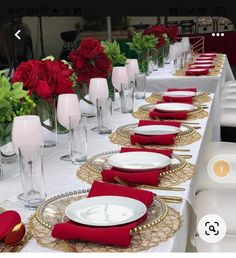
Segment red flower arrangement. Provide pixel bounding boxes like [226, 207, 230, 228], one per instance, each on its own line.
[144, 24, 179, 48]
[166, 25, 179, 40]
[68, 38, 112, 86]
[144, 25, 167, 48]
[13, 59, 75, 101]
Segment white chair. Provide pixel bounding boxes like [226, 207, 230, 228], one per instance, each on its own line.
[196, 142, 236, 192]
[195, 235, 236, 252]
[221, 99, 236, 109]
[220, 91, 236, 100]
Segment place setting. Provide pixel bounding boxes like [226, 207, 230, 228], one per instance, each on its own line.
[145, 87, 212, 105]
[132, 100, 208, 121]
[109, 119, 201, 148]
[28, 180, 182, 252]
[77, 145, 195, 189]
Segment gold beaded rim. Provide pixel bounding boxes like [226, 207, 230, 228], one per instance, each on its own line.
[85, 150, 187, 177]
[34, 190, 168, 234]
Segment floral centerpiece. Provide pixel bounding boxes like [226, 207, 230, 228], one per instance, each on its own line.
[13, 57, 76, 145]
[68, 37, 112, 103]
[127, 32, 157, 74]
[144, 25, 170, 67]
[101, 40, 127, 100]
[0, 70, 35, 146]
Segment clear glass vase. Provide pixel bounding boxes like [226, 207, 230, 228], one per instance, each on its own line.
[158, 46, 165, 68]
[108, 74, 115, 101]
[0, 122, 18, 180]
[137, 51, 149, 75]
[164, 44, 170, 64]
[36, 99, 58, 148]
[150, 49, 158, 71]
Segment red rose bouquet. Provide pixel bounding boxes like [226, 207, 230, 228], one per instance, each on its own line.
[167, 25, 179, 41]
[68, 38, 112, 87]
[144, 25, 168, 48]
[13, 58, 75, 101]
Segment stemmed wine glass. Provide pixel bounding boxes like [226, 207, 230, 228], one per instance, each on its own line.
[11, 115, 44, 200]
[125, 59, 139, 83]
[57, 94, 81, 161]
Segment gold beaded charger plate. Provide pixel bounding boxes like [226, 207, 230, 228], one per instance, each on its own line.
[77, 150, 195, 187]
[29, 190, 182, 252]
[145, 91, 211, 105]
[132, 104, 208, 121]
[109, 123, 201, 147]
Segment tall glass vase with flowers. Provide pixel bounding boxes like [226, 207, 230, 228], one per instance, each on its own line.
[126, 32, 157, 75]
[0, 71, 35, 179]
[13, 58, 76, 147]
[101, 40, 127, 101]
[68, 37, 112, 103]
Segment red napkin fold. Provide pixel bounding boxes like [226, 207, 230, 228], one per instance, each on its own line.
[51, 181, 154, 247]
[130, 134, 176, 145]
[196, 57, 214, 61]
[194, 61, 213, 65]
[167, 87, 196, 92]
[102, 168, 162, 186]
[189, 64, 215, 69]
[149, 109, 188, 120]
[163, 95, 193, 104]
[185, 69, 209, 76]
[200, 52, 217, 57]
[0, 211, 21, 240]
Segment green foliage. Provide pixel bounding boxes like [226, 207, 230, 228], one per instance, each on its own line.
[0, 70, 36, 124]
[126, 32, 157, 54]
[101, 40, 127, 66]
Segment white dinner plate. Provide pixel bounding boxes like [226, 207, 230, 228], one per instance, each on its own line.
[163, 91, 196, 97]
[133, 125, 181, 136]
[155, 103, 195, 112]
[65, 196, 147, 226]
[108, 151, 171, 171]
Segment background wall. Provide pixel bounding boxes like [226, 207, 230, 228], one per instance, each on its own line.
[22, 16, 235, 59]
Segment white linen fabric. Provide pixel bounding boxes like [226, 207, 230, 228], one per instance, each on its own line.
[0, 93, 216, 252]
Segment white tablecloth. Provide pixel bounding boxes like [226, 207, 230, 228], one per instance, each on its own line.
[0, 93, 216, 252]
[146, 56, 234, 141]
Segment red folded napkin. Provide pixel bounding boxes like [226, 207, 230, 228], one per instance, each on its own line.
[167, 88, 196, 92]
[130, 133, 176, 145]
[200, 53, 217, 58]
[194, 61, 213, 65]
[120, 147, 173, 157]
[189, 64, 215, 69]
[138, 120, 181, 128]
[102, 168, 162, 186]
[186, 68, 209, 76]
[163, 95, 193, 104]
[149, 109, 188, 120]
[0, 210, 21, 240]
[51, 181, 154, 247]
[196, 57, 214, 61]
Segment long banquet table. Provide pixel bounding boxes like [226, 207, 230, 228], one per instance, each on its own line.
[0, 92, 217, 252]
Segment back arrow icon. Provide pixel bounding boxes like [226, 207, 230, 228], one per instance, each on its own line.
[15, 30, 21, 40]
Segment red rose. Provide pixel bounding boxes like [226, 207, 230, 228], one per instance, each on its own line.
[167, 25, 179, 40]
[144, 25, 167, 48]
[34, 80, 52, 100]
[13, 60, 43, 90]
[78, 38, 104, 58]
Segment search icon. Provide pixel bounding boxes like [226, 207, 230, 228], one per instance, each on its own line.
[209, 225, 216, 233]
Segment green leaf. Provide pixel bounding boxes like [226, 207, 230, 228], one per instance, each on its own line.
[101, 40, 127, 66]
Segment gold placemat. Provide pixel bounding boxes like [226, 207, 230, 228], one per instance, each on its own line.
[109, 123, 201, 148]
[132, 104, 208, 121]
[78, 162, 195, 188]
[29, 194, 182, 252]
[77, 150, 195, 188]
[145, 93, 211, 105]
